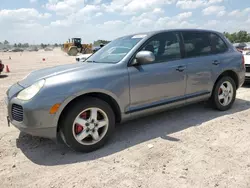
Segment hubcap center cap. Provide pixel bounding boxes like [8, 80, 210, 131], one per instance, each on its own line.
[88, 123, 95, 129]
[224, 90, 229, 96]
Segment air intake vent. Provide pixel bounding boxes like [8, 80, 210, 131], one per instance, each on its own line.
[12, 104, 23, 122]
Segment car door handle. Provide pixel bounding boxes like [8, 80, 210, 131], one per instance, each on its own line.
[176, 66, 186, 72]
[212, 60, 220, 65]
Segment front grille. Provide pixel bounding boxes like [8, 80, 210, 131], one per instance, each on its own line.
[11, 104, 23, 122]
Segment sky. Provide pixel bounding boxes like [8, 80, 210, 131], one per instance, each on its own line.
[0, 0, 250, 44]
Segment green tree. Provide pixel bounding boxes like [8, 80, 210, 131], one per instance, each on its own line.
[3, 40, 9, 45]
[223, 31, 250, 43]
[237, 31, 248, 43]
[41, 43, 46, 48]
[22, 43, 29, 48]
[93, 40, 110, 46]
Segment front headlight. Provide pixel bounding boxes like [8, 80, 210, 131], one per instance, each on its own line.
[17, 79, 45, 101]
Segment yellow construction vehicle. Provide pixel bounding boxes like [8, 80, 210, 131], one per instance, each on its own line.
[63, 38, 93, 56]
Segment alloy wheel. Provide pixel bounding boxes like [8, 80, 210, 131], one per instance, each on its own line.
[218, 81, 234, 106]
[72, 107, 109, 145]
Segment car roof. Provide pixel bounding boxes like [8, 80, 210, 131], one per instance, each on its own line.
[122, 28, 222, 38]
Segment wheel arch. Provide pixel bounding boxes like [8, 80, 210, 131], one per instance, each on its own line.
[213, 70, 239, 91]
[56, 91, 122, 134]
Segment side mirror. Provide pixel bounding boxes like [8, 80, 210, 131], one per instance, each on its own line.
[131, 51, 155, 66]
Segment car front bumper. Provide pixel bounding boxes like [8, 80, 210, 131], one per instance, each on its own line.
[5, 83, 63, 139]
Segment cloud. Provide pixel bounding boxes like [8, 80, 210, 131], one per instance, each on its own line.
[1, 1, 250, 44]
[95, 12, 103, 17]
[206, 20, 220, 27]
[228, 8, 250, 18]
[0, 8, 51, 43]
[50, 4, 100, 27]
[153, 8, 165, 14]
[155, 18, 197, 29]
[102, 0, 176, 15]
[175, 12, 192, 21]
[128, 11, 195, 33]
[30, 0, 37, 3]
[176, 0, 224, 10]
[45, 0, 85, 15]
[217, 10, 226, 17]
[0, 8, 51, 22]
[93, 0, 102, 4]
[202, 6, 225, 16]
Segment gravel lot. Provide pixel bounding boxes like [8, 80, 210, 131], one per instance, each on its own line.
[1, 49, 250, 188]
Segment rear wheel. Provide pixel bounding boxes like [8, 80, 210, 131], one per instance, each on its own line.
[211, 76, 236, 111]
[60, 97, 115, 152]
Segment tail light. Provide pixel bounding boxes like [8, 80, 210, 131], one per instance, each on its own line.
[242, 55, 245, 69]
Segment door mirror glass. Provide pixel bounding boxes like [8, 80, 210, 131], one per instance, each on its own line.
[133, 51, 155, 65]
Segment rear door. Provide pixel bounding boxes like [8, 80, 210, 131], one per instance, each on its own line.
[181, 31, 220, 102]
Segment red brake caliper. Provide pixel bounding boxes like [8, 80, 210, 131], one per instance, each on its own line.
[219, 88, 222, 95]
[75, 124, 83, 134]
[75, 112, 87, 134]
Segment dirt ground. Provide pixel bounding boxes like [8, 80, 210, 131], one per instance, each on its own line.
[1, 49, 250, 188]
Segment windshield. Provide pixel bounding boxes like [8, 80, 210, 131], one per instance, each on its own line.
[86, 35, 145, 64]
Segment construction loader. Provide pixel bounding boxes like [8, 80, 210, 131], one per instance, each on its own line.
[63, 38, 93, 56]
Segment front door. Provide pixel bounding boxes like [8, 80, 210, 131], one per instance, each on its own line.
[127, 32, 187, 113]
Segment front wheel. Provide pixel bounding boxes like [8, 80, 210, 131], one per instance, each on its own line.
[211, 76, 236, 111]
[60, 97, 115, 152]
[67, 46, 78, 56]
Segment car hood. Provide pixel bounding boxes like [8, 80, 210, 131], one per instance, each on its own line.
[18, 62, 110, 87]
[77, 54, 92, 59]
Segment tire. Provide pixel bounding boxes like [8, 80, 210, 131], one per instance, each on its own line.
[67, 46, 78, 56]
[60, 97, 115, 152]
[211, 76, 236, 111]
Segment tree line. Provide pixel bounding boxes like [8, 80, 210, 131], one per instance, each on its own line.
[223, 31, 250, 43]
[1, 31, 249, 48]
[0, 40, 62, 48]
[93, 40, 110, 46]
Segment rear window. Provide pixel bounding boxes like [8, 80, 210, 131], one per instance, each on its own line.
[182, 31, 228, 58]
[182, 32, 212, 58]
[209, 33, 228, 54]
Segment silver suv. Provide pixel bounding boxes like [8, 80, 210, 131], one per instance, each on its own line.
[6, 29, 245, 152]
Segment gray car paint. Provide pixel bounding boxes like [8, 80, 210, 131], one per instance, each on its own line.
[6, 29, 245, 140]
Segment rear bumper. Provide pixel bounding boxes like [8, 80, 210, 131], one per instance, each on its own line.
[245, 73, 250, 82]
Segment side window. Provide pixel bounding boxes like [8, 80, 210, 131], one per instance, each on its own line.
[182, 32, 212, 58]
[141, 32, 181, 63]
[209, 33, 228, 54]
[142, 40, 160, 56]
